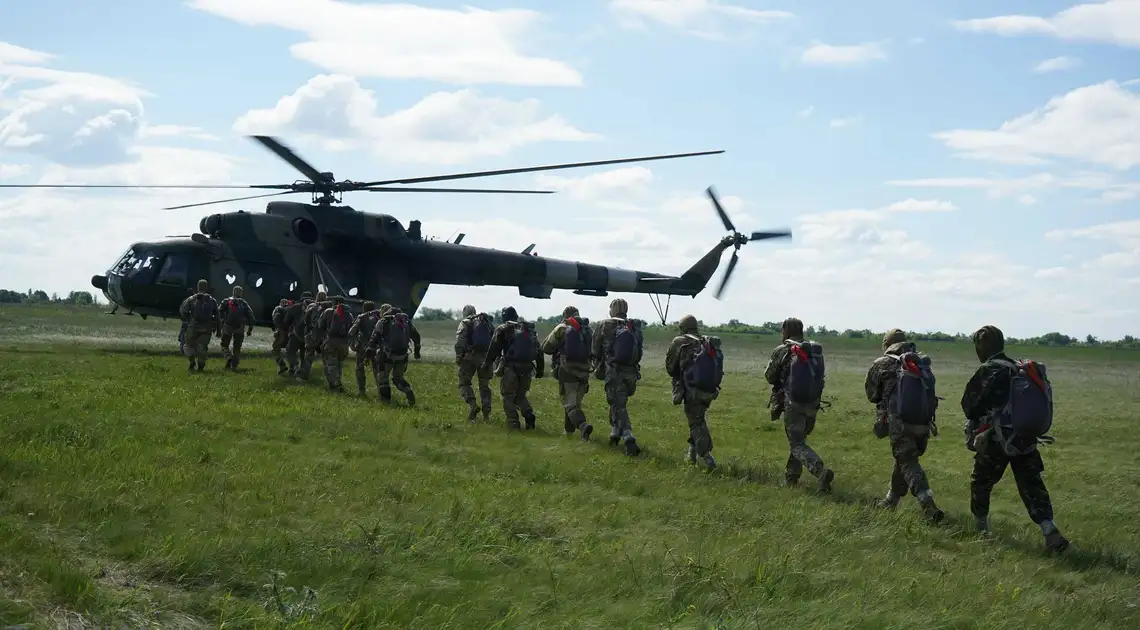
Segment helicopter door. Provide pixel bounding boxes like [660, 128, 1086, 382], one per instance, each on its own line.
[150, 250, 206, 311]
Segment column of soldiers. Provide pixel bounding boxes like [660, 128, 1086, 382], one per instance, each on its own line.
[178, 282, 1071, 554]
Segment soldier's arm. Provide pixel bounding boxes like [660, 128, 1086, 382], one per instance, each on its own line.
[348, 317, 361, 337]
[454, 321, 468, 358]
[591, 320, 605, 359]
[410, 322, 421, 348]
[864, 362, 882, 404]
[541, 325, 563, 355]
[960, 365, 991, 421]
[763, 346, 785, 386]
[533, 335, 545, 375]
[665, 338, 679, 377]
[481, 328, 504, 369]
[179, 297, 191, 318]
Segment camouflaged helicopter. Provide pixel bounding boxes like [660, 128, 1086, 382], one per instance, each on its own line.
[2, 135, 792, 326]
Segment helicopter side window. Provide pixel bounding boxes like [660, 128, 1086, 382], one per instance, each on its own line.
[132, 254, 160, 284]
[156, 253, 190, 286]
[111, 248, 138, 275]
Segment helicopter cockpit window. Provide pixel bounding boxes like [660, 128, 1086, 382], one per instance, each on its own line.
[110, 248, 137, 275]
[377, 217, 406, 240]
[156, 253, 190, 286]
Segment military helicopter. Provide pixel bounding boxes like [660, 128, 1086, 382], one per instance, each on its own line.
[1, 135, 792, 325]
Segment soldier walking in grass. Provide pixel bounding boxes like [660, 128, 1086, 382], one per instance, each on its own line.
[454, 304, 495, 422]
[481, 306, 543, 430]
[217, 285, 255, 371]
[178, 279, 218, 374]
[865, 328, 945, 522]
[318, 295, 354, 392]
[347, 300, 381, 396]
[764, 317, 835, 493]
[283, 291, 312, 376]
[962, 324, 1069, 552]
[592, 298, 644, 456]
[542, 305, 594, 441]
[665, 314, 721, 470]
[270, 298, 290, 374]
[366, 304, 421, 406]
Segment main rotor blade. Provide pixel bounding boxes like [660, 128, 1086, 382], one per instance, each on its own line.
[163, 191, 299, 210]
[250, 135, 327, 185]
[361, 186, 554, 194]
[0, 184, 267, 189]
[715, 250, 739, 300]
[706, 185, 735, 233]
[749, 230, 792, 241]
[354, 149, 725, 188]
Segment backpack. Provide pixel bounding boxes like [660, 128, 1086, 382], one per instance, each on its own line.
[560, 317, 591, 363]
[503, 321, 536, 363]
[468, 313, 494, 351]
[222, 298, 246, 327]
[610, 318, 643, 366]
[783, 340, 825, 405]
[190, 293, 214, 324]
[327, 305, 351, 338]
[887, 350, 938, 425]
[681, 334, 723, 393]
[383, 312, 411, 357]
[991, 358, 1054, 455]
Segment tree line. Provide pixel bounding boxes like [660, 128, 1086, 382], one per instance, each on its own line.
[0, 289, 98, 305]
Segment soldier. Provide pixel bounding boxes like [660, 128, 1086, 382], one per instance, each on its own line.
[217, 285, 255, 371]
[366, 304, 422, 405]
[298, 290, 330, 380]
[481, 306, 543, 430]
[270, 298, 290, 374]
[592, 298, 644, 456]
[177, 279, 218, 373]
[542, 305, 594, 441]
[282, 291, 313, 376]
[177, 287, 193, 354]
[962, 324, 1069, 552]
[318, 295, 354, 392]
[454, 304, 496, 422]
[764, 317, 835, 492]
[865, 328, 945, 522]
[347, 300, 381, 395]
[665, 315, 722, 470]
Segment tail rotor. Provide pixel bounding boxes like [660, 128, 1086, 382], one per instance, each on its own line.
[706, 185, 792, 300]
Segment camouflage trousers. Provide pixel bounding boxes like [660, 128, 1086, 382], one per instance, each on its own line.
[182, 325, 213, 366]
[683, 389, 716, 458]
[374, 356, 414, 403]
[322, 339, 349, 390]
[557, 372, 590, 433]
[271, 331, 288, 370]
[219, 328, 246, 369]
[355, 350, 373, 393]
[298, 337, 323, 379]
[605, 366, 639, 441]
[887, 422, 932, 498]
[783, 402, 826, 483]
[178, 321, 188, 354]
[500, 364, 535, 428]
[285, 335, 306, 374]
[457, 354, 493, 412]
[970, 438, 1054, 524]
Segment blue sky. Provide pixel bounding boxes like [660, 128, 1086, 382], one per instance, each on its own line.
[2, 0, 1138, 338]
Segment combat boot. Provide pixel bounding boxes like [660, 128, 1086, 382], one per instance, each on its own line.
[467, 404, 479, 423]
[609, 425, 621, 446]
[482, 406, 491, 423]
[523, 410, 536, 430]
[278, 363, 289, 375]
[686, 443, 697, 465]
[187, 360, 196, 375]
[877, 490, 901, 509]
[564, 413, 575, 435]
[1040, 520, 1070, 553]
[702, 453, 717, 471]
[580, 423, 594, 442]
[379, 386, 392, 404]
[817, 469, 835, 494]
[916, 490, 945, 523]
[405, 390, 416, 406]
[974, 515, 992, 538]
[623, 434, 640, 456]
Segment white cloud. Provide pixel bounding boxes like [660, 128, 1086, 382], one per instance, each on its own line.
[1033, 56, 1081, 73]
[187, 0, 582, 86]
[1046, 218, 1140, 248]
[930, 80, 1140, 169]
[880, 198, 958, 212]
[0, 42, 53, 65]
[138, 124, 219, 141]
[0, 163, 30, 179]
[801, 42, 887, 67]
[609, 0, 794, 37]
[953, 1, 1140, 49]
[233, 74, 600, 165]
[535, 166, 654, 202]
[887, 171, 1140, 203]
[829, 116, 861, 128]
[797, 105, 814, 119]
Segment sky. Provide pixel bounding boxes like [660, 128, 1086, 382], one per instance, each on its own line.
[1, 0, 1139, 339]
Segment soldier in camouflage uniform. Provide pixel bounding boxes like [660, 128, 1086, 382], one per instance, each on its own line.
[297, 290, 330, 380]
[366, 304, 422, 405]
[865, 328, 945, 522]
[177, 287, 193, 354]
[283, 292, 313, 375]
[764, 317, 835, 492]
[592, 298, 643, 456]
[962, 325, 1069, 552]
[542, 305, 595, 441]
[665, 314, 719, 470]
[317, 295, 354, 392]
[270, 298, 290, 374]
[481, 306, 543, 430]
[177, 279, 218, 374]
[347, 300, 380, 395]
[454, 304, 495, 422]
[217, 285, 255, 371]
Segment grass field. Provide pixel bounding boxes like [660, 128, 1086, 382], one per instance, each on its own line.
[1, 303, 1139, 629]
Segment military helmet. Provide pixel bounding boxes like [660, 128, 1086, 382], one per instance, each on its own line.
[279, 298, 288, 306]
[609, 298, 628, 318]
[232, 285, 243, 298]
[196, 279, 209, 292]
[882, 328, 906, 349]
[333, 295, 344, 305]
[300, 291, 313, 300]
[781, 317, 804, 339]
[378, 303, 392, 315]
[562, 305, 579, 319]
[501, 306, 519, 322]
[678, 314, 698, 333]
[316, 290, 327, 301]
[363, 300, 376, 311]
[972, 325, 1005, 363]
[462, 304, 476, 317]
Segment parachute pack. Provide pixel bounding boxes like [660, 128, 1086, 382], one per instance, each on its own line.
[682, 334, 723, 394]
[990, 358, 1055, 456]
[560, 317, 591, 363]
[504, 321, 537, 363]
[190, 294, 215, 325]
[887, 350, 938, 425]
[610, 318, 643, 366]
[383, 312, 411, 357]
[467, 313, 494, 351]
[327, 305, 350, 338]
[784, 340, 825, 405]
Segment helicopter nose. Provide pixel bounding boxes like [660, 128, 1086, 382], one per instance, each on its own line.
[91, 274, 108, 290]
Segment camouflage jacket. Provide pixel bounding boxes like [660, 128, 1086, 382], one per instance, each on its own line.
[484, 320, 543, 375]
[454, 315, 494, 361]
[592, 317, 643, 370]
[961, 351, 1035, 451]
[317, 305, 354, 342]
[541, 319, 592, 381]
[763, 338, 805, 389]
[304, 301, 332, 345]
[864, 341, 919, 416]
[283, 300, 310, 339]
[178, 292, 218, 330]
[271, 304, 287, 332]
[348, 309, 382, 353]
[218, 297, 254, 332]
[366, 311, 422, 356]
[664, 332, 719, 402]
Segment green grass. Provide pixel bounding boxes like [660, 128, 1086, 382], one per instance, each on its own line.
[1, 303, 1139, 629]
